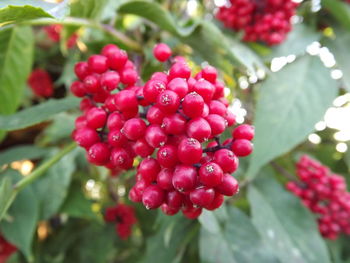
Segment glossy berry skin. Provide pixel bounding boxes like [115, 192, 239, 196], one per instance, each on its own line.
[88, 55, 108, 74]
[157, 168, 174, 190]
[199, 162, 224, 187]
[86, 107, 107, 129]
[145, 125, 168, 148]
[114, 90, 138, 112]
[182, 206, 202, 219]
[233, 124, 255, 141]
[190, 187, 215, 207]
[182, 92, 205, 118]
[156, 90, 180, 114]
[202, 66, 217, 83]
[110, 148, 133, 170]
[204, 193, 224, 211]
[142, 185, 165, 209]
[162, 114, 187, 135]
[186, 118, 212, 142]
[138, 157, 161, 183]
[122, 118, 147, 140]
[161, 204, 180, 216]
[87, 143, 110, 165]
[166, 190, 183, 209]
[101, 71, 120, 91]
[147, 106, 166, 125]
[206, 114, 226, 136]
[143, 79, 167, 103]
[84, 74, 100, 93]
[215, 174, 239, 196]
[70, 81, 86, 97]
[74, 128, 100, 148]
[107, 49, 128, 70]
[213, 149, 239, 173]
[74, 62, 90, 80]
[133, 138, 154, 158]
[168, 62, 191, 80]
[153, 43, 172, 62]
[157, 145, 178, 168]
[172, 165, 197, 192]
[167, 78, 189, 99]
[231, 139, 253, 157]
[193, 79, 215, 103]
[177, 138, 203, 165]
[108, 130, 127, 148]
[107, 112, 124, 131]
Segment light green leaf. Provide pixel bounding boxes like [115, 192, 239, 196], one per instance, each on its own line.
[32, 150, 77, 220]
[326, 28, 350, 92]
[0, 176, 15, 219]
[248, 173, 331, 263]
[322, 0, 350, 32]
[266, 24, 321, 60]
[247, 55, 338, 178]
[0, 145, 50, 166]
[0, 26, 34, 140]
[0, 97, 80, 131]
[199, 206, 279, 263]
[70, 0, 108, 19]
[0, 170, 39, 262]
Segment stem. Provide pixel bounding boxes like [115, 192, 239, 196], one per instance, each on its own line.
[11, 17, 142, 52]
[270, 161, 296, 181]
[14, 142, 77, 191]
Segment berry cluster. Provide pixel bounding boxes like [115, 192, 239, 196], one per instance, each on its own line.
[44, 24, 77, 49]
[104, 204, 137, 240]
[216, 0, 298, 45]
[71, 43, 254, 219]
[287, 155, 350, 239]
[27, 68, 54, 98]
[0, 235, 16, 262]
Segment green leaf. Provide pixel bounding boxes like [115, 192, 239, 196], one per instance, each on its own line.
[118, 1, 263, 73]
[32, 150, 77, 220]
[70, 0, 108, 19]
[325, 28, 350, 92]
[322, 0, 350, 32]
[0, 170, 39, 262]
[248, 173, 331, 263]
[247, 55, 338, 178]
[0, 145, 50, 166]
[0, 6, 51, 25]
[199, 206, 279, 263]
[60, 181, 97, 220]
[0, 26, 34, 140]
[0, 97, 80, 131]
[0, 176, 15, 219]
[265, 24, 321, 60]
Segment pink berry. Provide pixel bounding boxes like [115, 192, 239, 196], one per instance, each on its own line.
[87, 143, 110, 165]
[88, 55, 108, 74]
[74, 62, 90, 80]
[202, 65, 217, 83]
[100, 71, 120, 91]
[157, 168, 174, 190]
[157, 145, 178, 168]
[168, 62, 191, 80]
[110, 148, 133, 170]
[142, 185, 165, 209]
[209, 100, 227, 116]
[215, 174, 239, 196]
[162, 114, 187, 135]
[231, 139, 253, 157]
[205, 114, 226, 137]
[122, 118, 147, 140]
[133, 138, 154, 158]
[192, 79, 215, 103]
[153, 43, 172, 62]
[233, 124, 255, 141]
[156, 90, 180, 114]
[86, 107, 107, 129]
[70, 81, 86, 97]
[199, 162, 224, 187]
[145, 124, 168, 148]
[138, 157, 161, 183]
[182, 92, 205, 118]
[143, 79, 167, 103]
[186, 117, 211, 142]
[172, 165, 197, 192]
[167, 78, 189, 99]
[108, 130, 128, 148]
[177, 138, 203, 165]
[147, 106, 166, 125]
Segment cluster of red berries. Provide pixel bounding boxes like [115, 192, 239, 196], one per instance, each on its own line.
[71, 43, 254, 219]
[43, 24, 77, 49]
[287, 155, 350, 240]
[104, 204, 137, 240]
[27, 68, 54, 98]
[216, 0, 298, 45]
[0, 235, 16, 262]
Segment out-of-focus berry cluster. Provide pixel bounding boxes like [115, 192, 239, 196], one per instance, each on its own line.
[70, 43, 254, 219]
[43, 24, 77, 49]
[287, 155, 350, 239]
[104, 204, 137, 240]
[0, 235, 16, 262]
[216, 0, 298, 45]
[27, 68, 54, 98]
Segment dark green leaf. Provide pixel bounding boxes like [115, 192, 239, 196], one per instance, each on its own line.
[266, 24, 321, 60]
[0, 170, 39, 262]
[0, 97, 80, 131]
[322, 0, 350, 32]
[32, 150, 77, 220]
[248, 173, 331, 263]
[325, 28, 350, 92]
[247, 55, 338, 178]
[0, 145, 50, 166]
[199, 206, 279, 263]
[39, 113, 75, 144]
[70, 0, 108, 19]
[60, 181, 97, 220]
[0, 176, 15, 219]
[0, 26, 34, 140]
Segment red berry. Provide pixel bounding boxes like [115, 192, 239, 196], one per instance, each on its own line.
[153, 43, 172, 62]
[120, 68, 138, 86]
[84, 74, 101, 93]
[169, 62, 191, 80]
[182, 92, 205, 118]
[167, 78, 189, 99]
[157, 145, 178, 168]
[215, 174, 239, 196]
[100, 71, 120, 91]
[192, 79, 215, 103]
[166, 190, 183, 209]
[202, 66, 217, 83]
[114, 90, 138, 112]
[70, 81, 86, 97]
[182, 206, 202, 219]
[213, 149, 238, 173]
[138, 157, 161, 183]
[190, 187, 215, 207]
[233, 124, 255, 141]
[157, 168, 174, 190]
[122, 118, 147, 140]
[186, 117, 211, 142]
[107, 112, 124, 131]
[231, 139, 253, 157]
[199, 162, 224, 187]
[143, 79, 167, 103]
[86, 107, 107, 129]
[133, 138, 154, 158]
[110, 148, 133, 170]
[177, 138, 203, 165]
[162, 114, 187, 135]
[156, 90, 180, 114]
[74, 128, 100, 148]
[204, 192, 224, 210]
[88, 55, 108, 74]
[209, 100, 227, 116]
[161, 204, 179, 215]
[87, 143, 110, 165]
[172, 165, 197, 192]
[147, 106, 166, 125]
[108, 130, 128, 147]
[107, 49, 128, 70]
[145, 124, 168, 148]
[206, 114, 226, 137]
[74, 62, 90, 80]
[142, 185, 165, 209]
